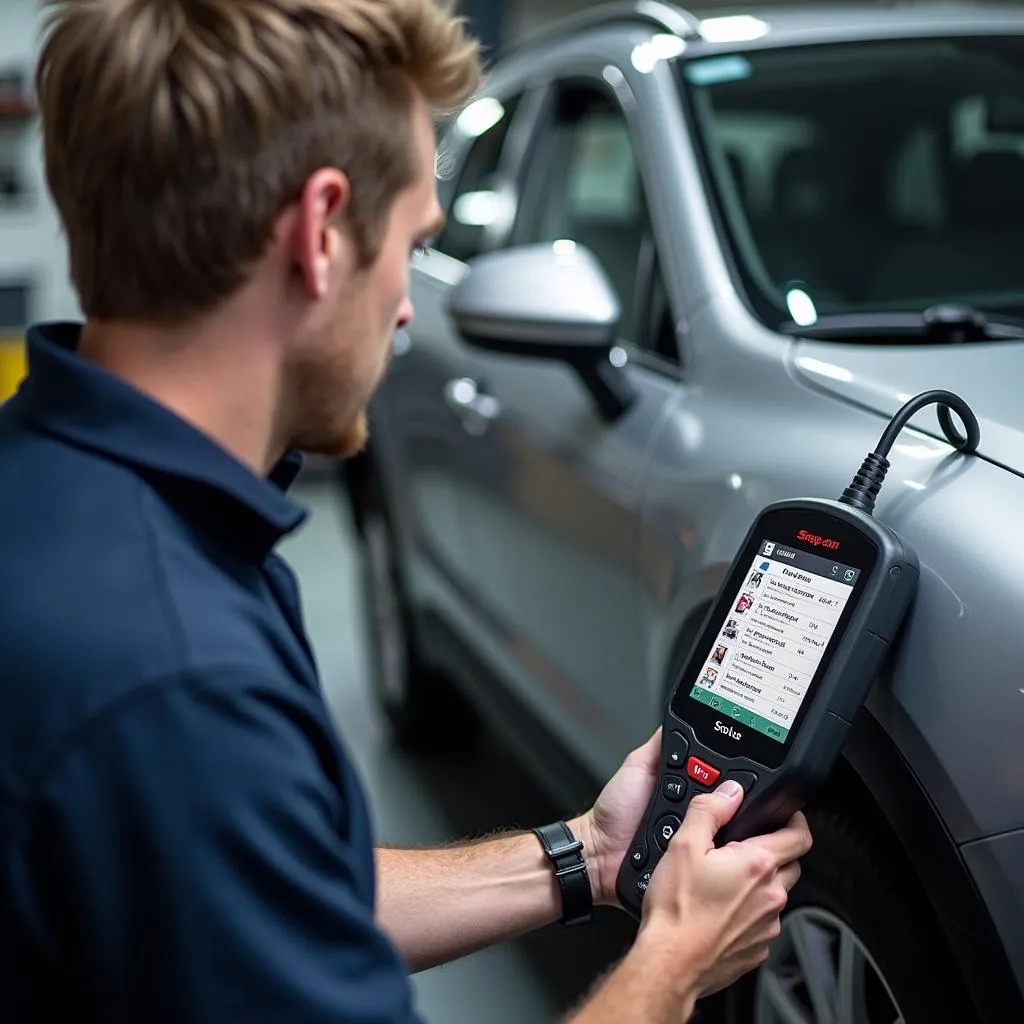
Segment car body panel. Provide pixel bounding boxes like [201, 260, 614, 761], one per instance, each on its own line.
[370, 257, 483, 593]
[686, 3, 1024, 53]
[451, 337, 677, 766]
[791, 338, 1024, 475]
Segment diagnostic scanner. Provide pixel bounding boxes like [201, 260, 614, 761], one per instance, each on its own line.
[615, 390, 981, 919]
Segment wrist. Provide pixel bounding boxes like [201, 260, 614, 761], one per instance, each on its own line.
[631, 920, 703, 1013]
[567, 813, 606, 906]
[533, 819, 594, 926]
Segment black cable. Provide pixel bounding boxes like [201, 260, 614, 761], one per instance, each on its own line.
[874, 390, 980, 459]
[839, 390, 981, 516]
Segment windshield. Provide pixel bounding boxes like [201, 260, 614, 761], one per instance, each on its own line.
[680, 35, 1024, 334]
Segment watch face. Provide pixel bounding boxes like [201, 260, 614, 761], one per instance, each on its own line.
[670, 507, 878, 769]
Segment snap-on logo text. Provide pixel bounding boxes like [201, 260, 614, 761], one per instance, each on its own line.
[797, 529, 841, 551]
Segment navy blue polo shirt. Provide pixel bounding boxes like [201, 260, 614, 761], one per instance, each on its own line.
[0, 323, 421, 1022]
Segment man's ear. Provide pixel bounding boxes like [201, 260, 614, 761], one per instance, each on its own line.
[294, 168, 353, 300]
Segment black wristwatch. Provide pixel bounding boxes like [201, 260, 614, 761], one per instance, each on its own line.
[532, 820, 593, 927]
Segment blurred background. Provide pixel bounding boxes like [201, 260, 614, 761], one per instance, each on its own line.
[462, 0, 1024, 52]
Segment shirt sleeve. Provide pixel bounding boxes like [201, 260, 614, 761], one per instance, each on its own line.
[16, 667, 423, 1024]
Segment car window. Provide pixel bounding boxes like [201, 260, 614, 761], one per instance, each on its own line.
[682, 36, 1024, 332]
[952, 93, 1024, 160]
[433, 94, 522, 263]
[709, 112, 820, 222]
[888, 124, 945, 229]
[512, 83, 656, 349]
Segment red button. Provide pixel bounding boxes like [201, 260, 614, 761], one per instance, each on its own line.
[686, 756, 721, 787]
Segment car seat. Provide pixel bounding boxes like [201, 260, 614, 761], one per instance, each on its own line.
[865, 150, 1024, 304]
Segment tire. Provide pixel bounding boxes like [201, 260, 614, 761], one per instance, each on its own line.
[699, 805, 974, 1024]
[355, 473, 476, 753]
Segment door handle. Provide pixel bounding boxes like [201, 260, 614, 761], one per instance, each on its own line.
[443, 377, 502, 434]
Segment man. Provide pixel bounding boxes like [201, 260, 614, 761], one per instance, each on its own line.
[0, 2, 811, 1021]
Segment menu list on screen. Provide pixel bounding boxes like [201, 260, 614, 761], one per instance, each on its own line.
[688, 539, 860, 744]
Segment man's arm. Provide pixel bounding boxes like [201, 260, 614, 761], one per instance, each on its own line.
[376, 734, 812, 1024]
[373, 730, 667, 971]
[374, 813, 597, 973]
[376, 831, 702, 1019]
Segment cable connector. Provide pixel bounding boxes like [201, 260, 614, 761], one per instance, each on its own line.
[840, 451, 890, 515]
[838, 390, 980, 516]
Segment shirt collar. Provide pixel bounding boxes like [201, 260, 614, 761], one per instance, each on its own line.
[16, 322, 308, 558]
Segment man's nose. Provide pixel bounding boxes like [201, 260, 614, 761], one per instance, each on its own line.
[396, 298, 414, 330]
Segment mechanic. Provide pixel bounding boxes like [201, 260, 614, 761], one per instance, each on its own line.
[0, 2, 811, 1022]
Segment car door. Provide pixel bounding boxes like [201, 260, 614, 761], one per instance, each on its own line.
[375, 88, 531, 607]
[451, 74, 685, 769]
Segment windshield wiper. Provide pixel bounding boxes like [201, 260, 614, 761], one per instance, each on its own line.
[780, 304, 1024, 343]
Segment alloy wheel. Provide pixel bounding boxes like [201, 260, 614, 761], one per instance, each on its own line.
[755, 906, 906, 1024]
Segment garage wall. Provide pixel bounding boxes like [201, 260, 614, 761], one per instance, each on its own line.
[503, 0, 596, 43]
[0, 1, 79, 328]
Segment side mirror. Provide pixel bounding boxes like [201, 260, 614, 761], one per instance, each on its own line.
[448, 243, 636, 421]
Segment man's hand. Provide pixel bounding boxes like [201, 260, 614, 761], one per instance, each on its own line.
[571, 729, 663, 907]
[640, 783, 811, 996]
[566, 781, 812, 1023]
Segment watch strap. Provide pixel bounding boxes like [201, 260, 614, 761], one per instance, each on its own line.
[532, 820, 592, 927]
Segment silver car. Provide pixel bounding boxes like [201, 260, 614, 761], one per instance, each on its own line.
[343, 4, 1024, 1020]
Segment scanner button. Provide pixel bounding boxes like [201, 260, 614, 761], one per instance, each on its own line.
[686, 756, 721, 788]
[654, 814, 682, 852]
[665, 731, 689, 771]
[662, 775, 687, 802]
[629, 842, 649, 870]
[723, 770, 758, 794]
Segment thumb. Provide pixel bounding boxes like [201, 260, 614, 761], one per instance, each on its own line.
[677, 780, 744, 849]
[626, 726, 663, 770]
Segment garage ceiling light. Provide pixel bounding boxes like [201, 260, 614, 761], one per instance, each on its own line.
[699, 15, 770, 44]
[631, 34, 688, 74]
[455, 97, 505, 139]
[786, 288, 818, 328]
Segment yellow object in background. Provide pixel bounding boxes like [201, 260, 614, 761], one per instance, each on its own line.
[0, 337, 27, 404]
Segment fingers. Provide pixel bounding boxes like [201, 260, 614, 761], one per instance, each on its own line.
[741, 811, 813, 865]
[778, 860, 802, 893]
[677, 780, 745, 848]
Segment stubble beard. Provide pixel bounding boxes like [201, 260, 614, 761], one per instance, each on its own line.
[334, 407, 370, 460]
[291, 338, 390, 461]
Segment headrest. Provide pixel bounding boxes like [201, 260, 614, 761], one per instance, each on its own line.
[955, 151, 1024, 228]
[774, 148, 845, 218]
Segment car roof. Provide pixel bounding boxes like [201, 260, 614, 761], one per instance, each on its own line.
[713, 2, 1024, 44]
[511, 1, 1024, 57]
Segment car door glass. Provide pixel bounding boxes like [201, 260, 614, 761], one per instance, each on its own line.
[513, 85, 652, 345]
[434, 94, 522, 263]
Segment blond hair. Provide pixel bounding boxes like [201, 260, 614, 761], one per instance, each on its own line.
[36, 0, 481, 323]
